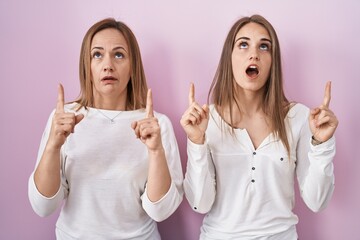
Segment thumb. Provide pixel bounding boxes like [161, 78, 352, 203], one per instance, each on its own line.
[75, 114, 84, 125]
[202, 104, 210, 119]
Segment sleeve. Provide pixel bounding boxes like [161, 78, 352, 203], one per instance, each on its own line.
[183, 138, 216, 214]
[141, 115, 184, 222]
[28, 110, 69, 217]
[295, 109, 335, 212]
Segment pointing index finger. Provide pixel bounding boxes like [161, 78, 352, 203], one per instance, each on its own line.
[189, 83, 195, 106]
[146, 88, 154, 118]
[56, 84, 65, 113]
[322, 81, 331, 107]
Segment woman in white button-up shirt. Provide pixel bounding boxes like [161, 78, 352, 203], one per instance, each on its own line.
[181, 14, 338, 240]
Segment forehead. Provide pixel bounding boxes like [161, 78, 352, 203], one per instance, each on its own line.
[91, 28, 128, 48]
[235, 22, 270, 40]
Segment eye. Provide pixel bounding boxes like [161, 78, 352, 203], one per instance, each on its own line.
[259, 43, 270, 51]
[239, 41, 248, 49]
[115, 52, 124, 59]
[92, 51, 102, 59]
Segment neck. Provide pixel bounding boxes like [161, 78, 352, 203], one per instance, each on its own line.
[93, 93, 127, 111]
[235, 90, 264, 117]
[95, 100, 126, 111]
[220, 89, 265, 127]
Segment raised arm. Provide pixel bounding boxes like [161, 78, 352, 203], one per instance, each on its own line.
[309, 81, 338, 144]
[34, 84, 83, 197]
[132, 89, 171, 202]
[182, 83, 216, 213]
[180, 83, 209, 144]
[297, 81, 338, 212]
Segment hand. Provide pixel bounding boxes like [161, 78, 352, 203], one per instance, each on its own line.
[180, 83, 209, 144]
[309, 81, 339, 143]
[131, 89, 163, 152]
[47, 84, 84, 150]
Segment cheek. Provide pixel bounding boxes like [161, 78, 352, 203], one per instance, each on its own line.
[118, 63, 131, 78]
[264, 58, 272, 75]
[231, 54, 243, 72]
[90, 64, 101, 80]
[232, 62, 246, 79]
[260, 54, 271, 75]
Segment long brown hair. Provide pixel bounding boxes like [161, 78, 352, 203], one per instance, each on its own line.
[208, 14, 291, 154]
[75, 18, 148, 110]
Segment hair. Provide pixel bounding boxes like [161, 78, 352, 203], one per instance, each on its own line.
[75, 18, 148, 110]
[208, 14, 291, 155]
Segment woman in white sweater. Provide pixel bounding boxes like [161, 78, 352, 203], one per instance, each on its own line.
[180, 15, 338, 239]
[28, 18, 183, 239]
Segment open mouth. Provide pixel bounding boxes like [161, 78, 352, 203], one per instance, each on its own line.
[246, 65, 259, 78]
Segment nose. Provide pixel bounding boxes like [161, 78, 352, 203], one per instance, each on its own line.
[249, 48, 260, 61]
[104, 65, 113, 71]
[103, 55, 114, 72]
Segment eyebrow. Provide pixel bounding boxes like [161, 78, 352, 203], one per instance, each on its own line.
[91, 46, 128, 53]
[234, 37, 272, 44]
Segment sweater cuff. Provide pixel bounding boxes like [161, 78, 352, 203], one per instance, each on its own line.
[308, 136, 336, 177]
[142, 181, 181, 222]
[187, 138, 209, 165]
[28, 172, 63, 217]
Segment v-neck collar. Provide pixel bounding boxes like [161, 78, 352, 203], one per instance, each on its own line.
[210, 105, 279, 151]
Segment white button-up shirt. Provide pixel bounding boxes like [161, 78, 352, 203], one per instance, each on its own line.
[184, 103, 335, 240]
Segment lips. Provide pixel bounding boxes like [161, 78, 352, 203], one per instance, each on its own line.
[246, 65, 259, 78]
[101, 76, 117, 81]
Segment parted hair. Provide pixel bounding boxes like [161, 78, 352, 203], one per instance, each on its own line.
[208, 14, 291, 155]
[75, 18, 148, 110]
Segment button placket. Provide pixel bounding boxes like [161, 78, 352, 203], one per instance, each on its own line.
[251, 151, 257, 183]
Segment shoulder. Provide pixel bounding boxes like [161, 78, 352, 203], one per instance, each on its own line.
[153, 111, 177, 140]
[208, 104, 225, 125]
[209, 104, 217, 113]
[64, 102, 85, 113]
[209, 104, 220, 120]
[287, 103, 310, 117]
[286, 103, 310, 128]
[154, 111, 173, 127]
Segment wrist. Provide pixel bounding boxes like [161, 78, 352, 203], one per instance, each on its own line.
[189, 135, 205, 145]
[148, 147, 165, 156]
[311, 136, 323, 146]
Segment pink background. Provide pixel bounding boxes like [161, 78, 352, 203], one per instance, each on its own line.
[1, 0, 359, 239]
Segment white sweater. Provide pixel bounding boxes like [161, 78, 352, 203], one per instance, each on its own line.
[28, 103, 184, 240]
[184, 104, 335, 240]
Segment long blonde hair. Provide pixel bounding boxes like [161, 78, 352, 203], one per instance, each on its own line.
[75, 18, 148, 110]
[208, 14, 291, 154]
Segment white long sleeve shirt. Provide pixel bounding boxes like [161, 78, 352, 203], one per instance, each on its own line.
[28, 103, 183, 240]
[184, 104, 335, 240]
